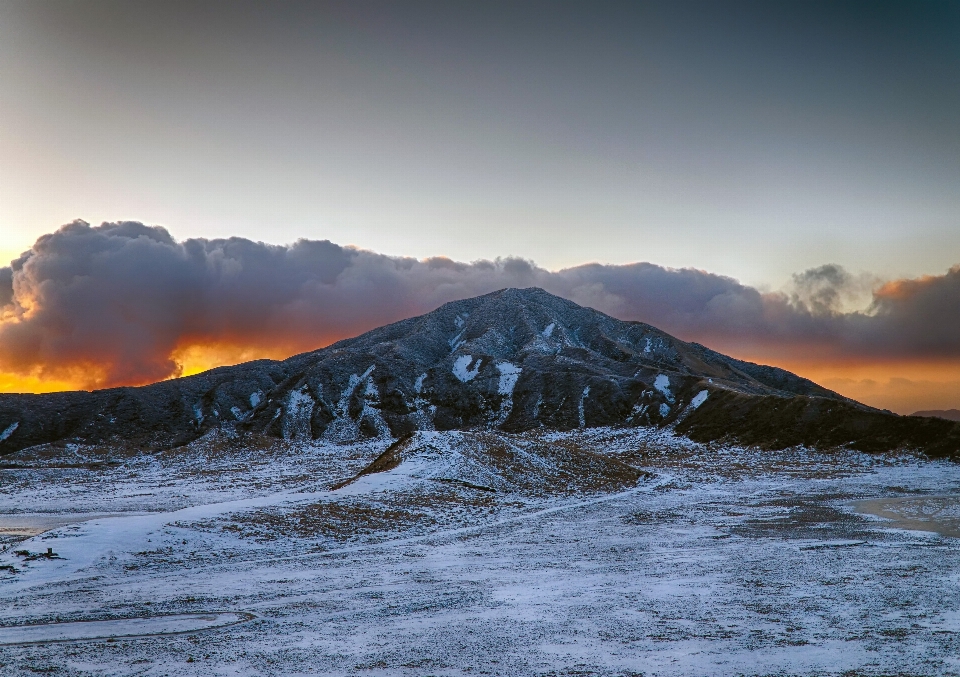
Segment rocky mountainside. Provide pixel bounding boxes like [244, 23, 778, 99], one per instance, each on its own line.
[2, 287, 960, 457]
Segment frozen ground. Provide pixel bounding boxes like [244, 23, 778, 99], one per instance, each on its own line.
[2, 428, 960, 676]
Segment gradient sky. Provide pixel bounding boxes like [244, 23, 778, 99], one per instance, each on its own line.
[1, 1, 959, 413]
[2, 0, 959, 287]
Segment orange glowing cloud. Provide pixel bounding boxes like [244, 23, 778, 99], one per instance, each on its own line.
[2, 222, 960, 414]
[736, 357, 960, 415]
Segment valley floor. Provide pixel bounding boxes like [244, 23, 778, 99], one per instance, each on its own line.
[1, 428, 960, 676]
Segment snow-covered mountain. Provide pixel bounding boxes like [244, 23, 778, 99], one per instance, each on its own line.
[1, 287, 959, 456]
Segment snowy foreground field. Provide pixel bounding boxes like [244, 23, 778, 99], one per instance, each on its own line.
[2, 428, 960, 676]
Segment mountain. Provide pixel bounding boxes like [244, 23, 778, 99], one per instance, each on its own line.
[912, 409, 960, 422]
[2, 287, 960, 457]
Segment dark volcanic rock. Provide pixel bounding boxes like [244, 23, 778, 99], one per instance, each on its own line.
[1, 287, 959, 457]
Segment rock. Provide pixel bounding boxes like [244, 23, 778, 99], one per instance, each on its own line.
[2, 288, 959, 457]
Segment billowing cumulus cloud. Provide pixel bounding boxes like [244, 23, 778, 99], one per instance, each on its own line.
[2, 221, 960, 391]
[789, 264, 880, 316]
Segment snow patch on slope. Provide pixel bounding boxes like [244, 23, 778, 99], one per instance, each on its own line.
[491, 362, 523, 427]
[410, 373, 436, 431]
[0, 422, 18, 442]
[532, 394, 543, 420]
[449, 330, 466, 352]
[654, 374, 675, 403]
[323, 366, 379, 443]
[282, 386, 315, 440]
[690, 389, 709, 410]
[452, 355, 481, 382]
[496, 362, 522, 396]
[449, 315, 469, 352]
[626, 403, 649, 424]
[360, 378, 391, 438]
[578, 387, 590, 428]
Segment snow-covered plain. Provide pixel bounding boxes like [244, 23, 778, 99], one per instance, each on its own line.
[2, 428, 960, 676]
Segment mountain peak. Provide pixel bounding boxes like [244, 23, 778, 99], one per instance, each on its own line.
[2, 290, 960, 457]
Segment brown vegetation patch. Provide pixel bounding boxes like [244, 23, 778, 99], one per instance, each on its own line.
[219, 500, 434, 541]
[731, 494, 873, 541]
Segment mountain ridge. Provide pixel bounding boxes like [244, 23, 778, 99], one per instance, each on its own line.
[912, 409, 960, 422]
[2, 287, 959, 457]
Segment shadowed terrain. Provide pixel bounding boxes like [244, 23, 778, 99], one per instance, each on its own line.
[2, 288, 959, 457]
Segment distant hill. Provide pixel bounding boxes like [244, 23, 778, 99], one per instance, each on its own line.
[912, 409, 960, 422]
[2, 287, 960, 457]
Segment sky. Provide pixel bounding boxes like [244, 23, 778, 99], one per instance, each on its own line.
[1, 1, 959, 414]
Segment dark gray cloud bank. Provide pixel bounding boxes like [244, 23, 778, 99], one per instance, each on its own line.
[1, 221, 959, 388]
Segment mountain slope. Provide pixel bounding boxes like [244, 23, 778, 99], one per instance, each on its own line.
[912, 409, 960, 422]
[2, 287, 959, 457]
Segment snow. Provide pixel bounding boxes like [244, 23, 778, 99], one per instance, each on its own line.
[690, 389, 709, 409]
[3, 429, 960, 674]
[410, 374, 435, 430]
[452, 355, 481, 382]
[322, 366, 376, 443]
[281, 387, 314, 440]
[332, 453, 439, 497]
[358, 378, 391, 438]
[654, 374, 674, 402]
[0, 613, 251, 646]
[578, 386, 590, 428]
[626, 403, 649, 424]
[659, 402, 671, 417]
[248, 392, 261, 408]
[495, 362, 522, 395]
[490, 363, 522, 426]
[542, 322, 555, 338]
[0, 422, 17, 442]
[448, 328, 466, 352]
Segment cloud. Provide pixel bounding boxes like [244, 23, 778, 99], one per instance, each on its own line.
[866, 268, 960, 358]
[1, 220, 960, 390]
[0, 267, 13, 308]
[788, 264, 879, 315]
[0, 221, 546, 386]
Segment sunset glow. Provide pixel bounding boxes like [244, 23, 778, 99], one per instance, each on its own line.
[2, 220, 960, 416]
[1, 2, 958, 417]
[2, 326, 958, 416]
[5, 4, 960, 674]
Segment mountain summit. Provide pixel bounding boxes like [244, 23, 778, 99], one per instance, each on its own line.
[2, 288, 959, 456]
